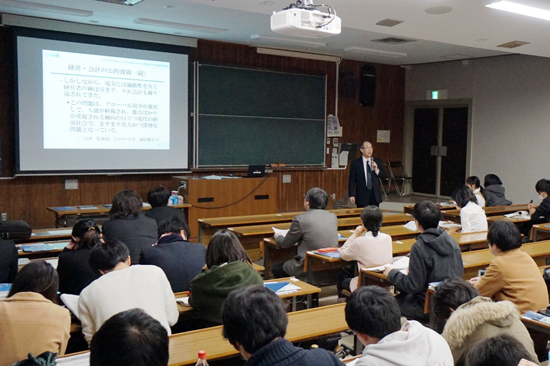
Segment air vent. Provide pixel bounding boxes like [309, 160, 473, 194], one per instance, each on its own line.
[497, 40, 530, 49]
[376, 19, 404, 27]
[371, 37, 415, 45]
[96, 0, 144, 5]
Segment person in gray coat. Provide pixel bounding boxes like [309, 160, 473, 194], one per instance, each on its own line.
[483, 174, 512, 206]
[272, 187, 338, 278]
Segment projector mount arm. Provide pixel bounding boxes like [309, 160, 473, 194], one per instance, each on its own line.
[283, 0, 337, 28]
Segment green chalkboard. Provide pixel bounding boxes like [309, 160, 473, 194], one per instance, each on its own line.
[197, 64, 326, 167]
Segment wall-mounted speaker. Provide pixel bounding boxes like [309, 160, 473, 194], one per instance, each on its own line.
[359, 64, 376, 107]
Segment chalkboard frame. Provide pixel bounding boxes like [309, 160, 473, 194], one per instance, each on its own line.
[195, 64, 327, 168]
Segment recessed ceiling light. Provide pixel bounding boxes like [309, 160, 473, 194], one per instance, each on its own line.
[10, 1, 93, 17]
[163, 5, 175, 9]
[485, 0, 550, 21]
[134, 18, 227, 33]
[497, 40, 530, 48]
[376, 19, 404, 27]
[95, 0, 144, 5]
[425, 6, 453, 15]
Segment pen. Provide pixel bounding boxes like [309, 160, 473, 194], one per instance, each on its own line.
[529, 200, 533, 204]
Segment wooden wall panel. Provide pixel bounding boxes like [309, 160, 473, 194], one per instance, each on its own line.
[0, 32, 405, 230]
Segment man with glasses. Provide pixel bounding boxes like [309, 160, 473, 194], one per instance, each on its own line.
[348, 141, 386, 207]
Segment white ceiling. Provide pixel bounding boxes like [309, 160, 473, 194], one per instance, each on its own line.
[2, 0, 550, 64]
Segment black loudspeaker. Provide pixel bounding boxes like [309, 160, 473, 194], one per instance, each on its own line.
[359, 64, 376, 107]
[0, 137, 2, 176]
[339, 72, 358, 97]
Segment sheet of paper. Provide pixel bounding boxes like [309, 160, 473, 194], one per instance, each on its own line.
[60, 293, 80, 320]
[403, 221, 418, 231]
[47, 229, 72, 236]
[339, 150, 349, 166]
[276, 283, 301, 295]
[56, 352, 90, 366]
[438, 221, 461, 229]
[504, 211, 530, 219]
[175, 296, 190, 306]
[272, 227, 289, 237]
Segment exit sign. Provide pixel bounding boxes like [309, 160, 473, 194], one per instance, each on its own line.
[426, 89, 448, 100]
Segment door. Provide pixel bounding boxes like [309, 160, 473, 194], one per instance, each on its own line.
[412, 106, 469, 197]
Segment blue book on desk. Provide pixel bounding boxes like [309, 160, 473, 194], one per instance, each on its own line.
[264, 282, 290, 293]
[314, 251, 341, 259]
[52, 206, 77, 211]
[48, 242, 69, 250]
[0, 283, 11, 292]
[22, 244, 52, 252]
[337, 233, 346, 240]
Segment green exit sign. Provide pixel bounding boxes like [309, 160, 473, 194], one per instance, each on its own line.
[431, 91, 439, 99]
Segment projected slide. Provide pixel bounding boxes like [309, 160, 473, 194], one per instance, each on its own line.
[42, 50, 170, 150]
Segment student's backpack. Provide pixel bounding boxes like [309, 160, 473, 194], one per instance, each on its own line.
[0, 220, 32, 240]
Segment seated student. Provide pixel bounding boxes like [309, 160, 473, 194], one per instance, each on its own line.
[465, 334, 538, 366]
[383, 200, 463, 321]
[469, 220, 548, 313]
[222, 285, 343, 366]
[338, 205, 392, 293]
[0, 261, 71, 365]
[483, 174, 512, 206]
[345, 286, 453, 366]
[102, 189, 158, 264]
[432, 278, 538, 366]
[189, 230, 263, 325]
[57, 218, 102, 295]
[90, 308, 169, 366]
[466, 176, 486, 207]
[272, 187, 338, 278]
[144, 185, 188, 228]
[523, 178, 550, 236]
[0, 237, 18, 283]
[78, 240, 178, 343]
[451, 185, 488, 234]
[139, 216, 206, 292]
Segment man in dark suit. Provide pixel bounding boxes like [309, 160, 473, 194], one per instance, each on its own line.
[139, 217, 205, 292]
[0, 238, 18, 283]
[348, 141, 386, 207]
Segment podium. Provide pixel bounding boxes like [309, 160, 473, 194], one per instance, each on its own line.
[173, 176, 278, 248]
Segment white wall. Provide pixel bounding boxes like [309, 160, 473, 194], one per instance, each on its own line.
[405, 55, 550, 203]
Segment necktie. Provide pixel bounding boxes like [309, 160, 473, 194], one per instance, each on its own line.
[366, 160, 373, 190]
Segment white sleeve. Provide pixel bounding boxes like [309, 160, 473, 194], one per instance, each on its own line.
[78, 295, 96, 344]
[160, 272, 179, 326]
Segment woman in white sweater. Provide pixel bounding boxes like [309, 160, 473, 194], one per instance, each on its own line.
[466, 176, 486, 208]
[453, 185, 488, 233]
[338, 206, 393, 292]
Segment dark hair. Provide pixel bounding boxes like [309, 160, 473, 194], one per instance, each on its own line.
[147, 186, 170, 208]
[465, 334, 534, 366]
[487, 220, 521, 252]
[412, 200, 441, 230]
[109, 189, 143, 219]
[535, 179, 550, 194]
[345, 286, 401, 339]
[452, 185, 478, 209]
[71, 218, 102, 250]
[90, 308, 169, 366]
[90, 240, 130, 271]
[361, 206, 383, 237]
[157, 216, 190, 239]
[222, 286, 287, 354]
[466, 176, 481, 189]
[305, 187, 329, 209]
[206, 230, 252, 269]
[484, 174, 502, 187]
[9, 261, 59, 302]
[432, 278, 479, 320]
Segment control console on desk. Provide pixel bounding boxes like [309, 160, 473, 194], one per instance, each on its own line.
[172, 176, 278, 246]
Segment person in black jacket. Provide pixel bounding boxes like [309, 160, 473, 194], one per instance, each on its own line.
[145, 185, 188, 230]
[139, 217, 205, 292]
[102, 189, 157, 264]
[57, 219, 102, 295]
[523, 179, 550, 237]
[348, 141, 386, 207]
[0, 238, 18, 283]
[222, 286, 343, 366]
[383, 200, 464, 321]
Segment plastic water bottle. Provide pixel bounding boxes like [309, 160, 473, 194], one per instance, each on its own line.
[195, 350, 208, 366]
[169, 191, 179, 206]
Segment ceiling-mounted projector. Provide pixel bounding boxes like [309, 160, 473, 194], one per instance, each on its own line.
[271, 0, 341, 38]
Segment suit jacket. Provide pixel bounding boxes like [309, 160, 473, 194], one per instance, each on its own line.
[0, 239, 18, 283]
[145, 205, 187, 229]
[139, 234, 206, 292]
[348, 157, 386, 206]
[57, 247, 100, 295]
[102, 214, 158, 264]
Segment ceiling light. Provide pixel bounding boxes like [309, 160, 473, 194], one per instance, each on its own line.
[376, 19, 404, 27]
[344, 47, 407, 58]
[10, 1, 93, 17]
[256, 47, 340, 62]
[134, 18, 226, 33]
[485, 0, 550, 21]
[96, 0, 144, 5]
[250, 35, 326, 48]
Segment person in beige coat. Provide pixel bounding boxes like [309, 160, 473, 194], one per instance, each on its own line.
[433, 278, 538, 366]
[0, 261, 71, 365]
[468, 220, 548, 313]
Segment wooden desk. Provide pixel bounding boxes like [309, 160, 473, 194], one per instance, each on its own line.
[404, 203, 456, 214]
[198, 208, 366, 244]
[487, 215, 530, 225]
[167, 303, 347, 366]
[532, 224, 550, 242]
[14, 228, 73, 243]
[47, 203, 191, 228]
[443, 204, 532, 221]
[16, 240, 69, 259]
